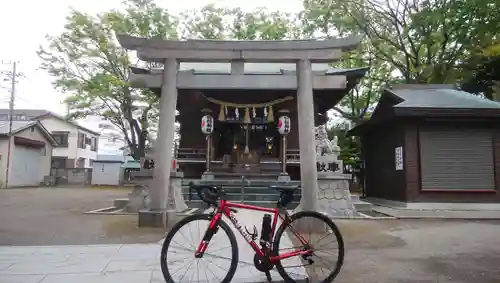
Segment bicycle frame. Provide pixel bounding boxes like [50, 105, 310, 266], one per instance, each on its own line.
[195, 199, 312, 263]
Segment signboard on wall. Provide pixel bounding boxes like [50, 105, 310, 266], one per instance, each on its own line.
[395, 146, 403, 171]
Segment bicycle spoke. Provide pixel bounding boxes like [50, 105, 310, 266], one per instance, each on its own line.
[178, 260, 195, 282]
[275, 212, 344, 283]
[162, 215, 237, 283]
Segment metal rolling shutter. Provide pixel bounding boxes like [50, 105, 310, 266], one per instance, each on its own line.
[419, 126, 494, 190]
[10, 145, 42, 187]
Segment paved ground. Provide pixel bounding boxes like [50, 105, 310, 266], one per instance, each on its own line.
[0, 187, 165, 246]
[373, 205, 500, 219]
[334, 219, 500, 283]
[1, 187, 500, 282]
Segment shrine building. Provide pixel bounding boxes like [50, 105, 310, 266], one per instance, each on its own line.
[133, 63, 367, 180]
[117, 35, 366, 223]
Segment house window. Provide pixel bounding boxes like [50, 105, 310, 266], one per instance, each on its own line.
[90, 137, 97, 151]
[0, 114, 8, 120]
[52, 132, 69, 147]
[30, 127, 35, 133]
[51, 157, 67, 169]
[89, 159, 94, 167]
[41, 146, 46, 156]
[77, 133, 85, 149]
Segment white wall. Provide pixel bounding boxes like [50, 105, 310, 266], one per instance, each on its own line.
[38, 117, 78, 159]
[9, 126, 53, 185]
[77, 128, 99, 167]
[0, 125, 53, 186]
[38, 116, 98, 168]
[92, 162, 122, 186]
[0, 138, 9, 186]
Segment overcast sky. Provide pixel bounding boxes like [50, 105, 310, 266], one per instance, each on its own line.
[0, 0, 304, 153]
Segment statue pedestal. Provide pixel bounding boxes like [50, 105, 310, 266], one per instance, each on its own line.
[137, 171, 188, 228]
[277, 173, 291, 182]
[168, 171, 188, 212]
[316, 172, 356, 218]
[201, 172, 214, 181]
[125, 185, 150, 213]
[138, 209, 176, 228]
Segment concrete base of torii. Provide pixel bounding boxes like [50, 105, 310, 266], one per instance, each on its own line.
[138, 171, 188, 228]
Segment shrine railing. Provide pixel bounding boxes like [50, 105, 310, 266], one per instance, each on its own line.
[176, 147, 207, 163]
[175, 147, 302, 165]
[286, 149, 300, 164]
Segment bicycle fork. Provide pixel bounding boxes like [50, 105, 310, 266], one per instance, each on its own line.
[195, 213, 222, 258]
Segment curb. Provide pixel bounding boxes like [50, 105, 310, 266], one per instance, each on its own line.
[377, 215, 500, 220]
[371, 207, 500, 220]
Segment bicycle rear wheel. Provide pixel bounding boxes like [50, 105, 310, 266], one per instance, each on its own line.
[273, 211, 344, 283]
[160, 213, 239, 283]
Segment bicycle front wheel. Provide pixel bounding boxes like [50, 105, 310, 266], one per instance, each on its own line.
[160, 213, 239, 283]
[273, 211, 345, 283]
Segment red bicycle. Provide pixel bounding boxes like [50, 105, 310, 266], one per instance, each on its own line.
[160, 182, 344, 283]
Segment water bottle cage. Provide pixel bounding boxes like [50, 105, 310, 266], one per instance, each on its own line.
[245, 225, 258, 241]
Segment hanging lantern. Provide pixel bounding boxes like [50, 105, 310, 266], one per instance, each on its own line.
[201, 115, 214, 135]
[277, 116, 291, 135]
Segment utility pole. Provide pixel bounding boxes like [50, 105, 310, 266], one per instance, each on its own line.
[1, 61, 24, 188]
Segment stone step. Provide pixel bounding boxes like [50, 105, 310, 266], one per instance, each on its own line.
[353, 200, 373, 212]
[182, 186, 359, 201]
[182, 185, 302, 195]
[186, 199, 299, 209]
[183, 192, 301, 202]
[181, 179, 301, 187]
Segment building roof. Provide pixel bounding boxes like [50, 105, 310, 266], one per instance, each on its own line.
[0, 121, 58, 145]
[34, 112, 101, 136]
[388, 87, 500, 109]
[0, 121, 35, 134]
[96, 154, 124, 163]
[0, 109, 48, 120]
[121, 160, 141, 169]
[348, 84, 500, 136]
[0, 109, 101, 136]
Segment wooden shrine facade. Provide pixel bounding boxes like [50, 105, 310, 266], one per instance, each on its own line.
[131, 65, 367, 179]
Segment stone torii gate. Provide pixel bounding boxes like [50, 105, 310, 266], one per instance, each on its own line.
[117, 35, 361, 226]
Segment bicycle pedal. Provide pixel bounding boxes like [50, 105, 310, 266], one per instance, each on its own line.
[265, 271, 272, 282]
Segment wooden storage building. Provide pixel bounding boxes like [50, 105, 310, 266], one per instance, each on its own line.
[349, 85, 500, 207]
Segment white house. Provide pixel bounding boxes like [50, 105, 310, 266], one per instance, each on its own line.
[0, 109, 100, 168]
[0, 121, 57, 187]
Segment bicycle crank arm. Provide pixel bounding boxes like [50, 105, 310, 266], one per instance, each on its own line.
[265, 271, 272, 282]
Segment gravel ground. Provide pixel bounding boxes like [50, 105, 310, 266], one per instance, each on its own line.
[0, 187, 166, 246]
[1, 187, 500, 282]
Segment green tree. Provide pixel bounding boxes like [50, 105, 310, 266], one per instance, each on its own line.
[331, 42, 395, 123]
[302, 0, 500, 84]
[37, 0, 178, 158]
[326, 122, 361, 167]
[180, 4, 303, 40]
[301, 1, 395, 125]
[462, 42, 500, 100]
